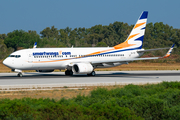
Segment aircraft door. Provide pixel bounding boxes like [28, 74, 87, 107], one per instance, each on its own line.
[27, 52, 33, 63]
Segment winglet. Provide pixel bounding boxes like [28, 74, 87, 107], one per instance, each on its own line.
[33, 42, 37, 48]
[162, 44, 175, 58]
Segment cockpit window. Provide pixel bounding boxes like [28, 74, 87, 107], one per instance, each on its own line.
[16, 55, 21, 58]
[9, 55, 21, 58]
[9, 55, 15, 57]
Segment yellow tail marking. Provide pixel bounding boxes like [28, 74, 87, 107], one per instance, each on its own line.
[134, 22, 146, 29]
[113, 33, 139, 49]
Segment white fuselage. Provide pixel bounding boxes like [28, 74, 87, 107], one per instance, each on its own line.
[3, 47, 143, 71]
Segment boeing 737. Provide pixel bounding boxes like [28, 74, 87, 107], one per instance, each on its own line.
[3, 11, 175, 77]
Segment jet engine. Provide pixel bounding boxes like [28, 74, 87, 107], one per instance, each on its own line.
[72, 63, 93, 74]
[36, 70, 54, 72]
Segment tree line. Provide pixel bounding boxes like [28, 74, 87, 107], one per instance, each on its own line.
[0, 21, 180, 60]
[1, 81, 180, 119]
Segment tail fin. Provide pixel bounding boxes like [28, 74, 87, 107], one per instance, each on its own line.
[33, 42, 37, 48]
[114, 11, 148, 50]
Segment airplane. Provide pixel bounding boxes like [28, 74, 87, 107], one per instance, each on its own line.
[3, 11, 175, 77]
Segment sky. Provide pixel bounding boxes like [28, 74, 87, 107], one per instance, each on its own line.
[0, 0, 180, 35]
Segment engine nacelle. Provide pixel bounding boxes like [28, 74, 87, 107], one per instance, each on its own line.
[72, 63, 93, 74]
[36, 70, 54, 72]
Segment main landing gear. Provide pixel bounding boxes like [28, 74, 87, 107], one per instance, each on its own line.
[17, 72, 23, 77]
[65, 70, 96, 76]
[65, 70, 73, 76]
[87, 71, 96, 76]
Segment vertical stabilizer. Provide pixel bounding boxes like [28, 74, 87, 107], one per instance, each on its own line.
[114, 11, 148, 50]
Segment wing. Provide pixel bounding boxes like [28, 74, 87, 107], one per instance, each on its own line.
[91, 57, 159, 64]
[91, 44, 175, 64]
[137, 47, 171, 52]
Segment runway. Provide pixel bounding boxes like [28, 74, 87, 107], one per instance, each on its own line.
[0, 71, 180, 90]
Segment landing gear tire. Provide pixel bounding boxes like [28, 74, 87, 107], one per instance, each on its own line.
[65, 70, 73, 76]
[17, 73, 23, 77]
[91, 71, 96, 76]
[69, 70, 73, 76]
[65, 70, 69, 75]
[87, 71, 96, 76]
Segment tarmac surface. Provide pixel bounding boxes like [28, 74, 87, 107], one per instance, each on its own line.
[0, 71, 180, 90]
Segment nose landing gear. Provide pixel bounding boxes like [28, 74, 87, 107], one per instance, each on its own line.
[12, 69, 23, 77]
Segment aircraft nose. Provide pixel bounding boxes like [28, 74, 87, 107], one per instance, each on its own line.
[3, 58, 10, 67]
